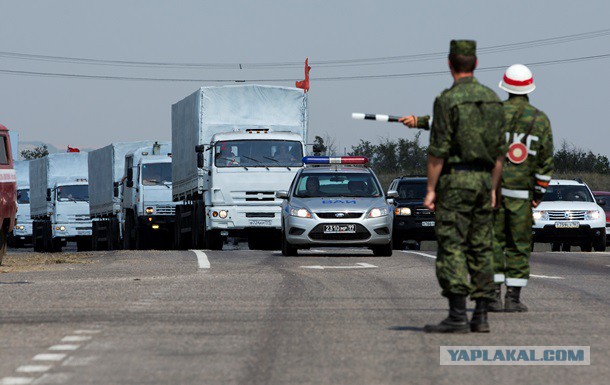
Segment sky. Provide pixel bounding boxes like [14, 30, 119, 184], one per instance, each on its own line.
[1, 0, 609, 157]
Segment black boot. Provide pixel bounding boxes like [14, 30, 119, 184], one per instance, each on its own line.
[488, 284, 503, 312]
[504, 286, 528, 312]
[424, 295, 469, 333]
[470, 299, 490, 333]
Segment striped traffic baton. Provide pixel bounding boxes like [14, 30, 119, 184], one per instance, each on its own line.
[352, 113, 402, 123]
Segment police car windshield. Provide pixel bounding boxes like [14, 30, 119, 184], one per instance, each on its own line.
[142, 163, 172, 186]
[542, 185, 594, 202]
[17, 189, 30, 204]
[397, 182, 427, 201]
[215, 140, 303, 168]
[294, 173, 381, 198]
[57, 185, 89, 202]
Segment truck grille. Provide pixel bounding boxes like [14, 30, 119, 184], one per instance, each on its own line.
[316, 212, 363, 219]
[548, 210, 586, 221]
[155, 205, 176, 215]
[231, 191, 279, 204]
[72, 214, 91, 221]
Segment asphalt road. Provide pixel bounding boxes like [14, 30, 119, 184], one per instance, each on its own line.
[1, 246, 608, 385]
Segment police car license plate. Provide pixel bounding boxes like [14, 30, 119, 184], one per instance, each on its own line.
[323, 224, 356, 234]
[249, 220, 272, 227]
[421, 221, 435, 227]
[555, 221, 579, 229]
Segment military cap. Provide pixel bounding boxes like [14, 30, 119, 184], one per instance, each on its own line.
[450, 40, 476, 56]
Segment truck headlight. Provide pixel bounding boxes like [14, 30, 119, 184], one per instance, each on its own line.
[145, 207, 154, 214]
[219, 210, 228, 219]
[290, 207, 312, 218]
[532, 210, 548, 221]
[55, 226, 66, 231]
[394, 207, 412, 216]
[585, 210, 601, 220]
[368, 207, 389, 218]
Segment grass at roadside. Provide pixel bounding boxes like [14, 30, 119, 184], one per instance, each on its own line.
[0, 251, 96, 273]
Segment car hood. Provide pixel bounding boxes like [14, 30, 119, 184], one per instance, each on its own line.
[536, 201, 602, 211]
[395, 199, 425, 207]
[290, 196, 386, 213]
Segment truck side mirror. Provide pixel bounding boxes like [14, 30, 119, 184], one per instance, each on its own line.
[46, 188, 52, 202]
[195, 144, 206, 153]
[197, 152, 205, 169]
[276, 190, 289, 199]
[127, 168, 133, 181]
[113, 182, 120, 197]
[126, 180, 134, 188]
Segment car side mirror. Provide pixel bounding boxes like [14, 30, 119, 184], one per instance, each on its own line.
[386, 190, 399, 199]
[197, 152, 205, 168]
[276, 190, 289, 199]
[126, 180, 134, 188]
[597, 198, 606, 207]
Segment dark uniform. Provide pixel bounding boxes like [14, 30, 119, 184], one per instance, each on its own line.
[491, 95, 553, 311]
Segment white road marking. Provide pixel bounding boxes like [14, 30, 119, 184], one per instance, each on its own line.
[61, 356, 98, 367]
[73, 330, 100, 334]
[530, 274, 565, 279]
[48, 345, 80, 351]
[15, 366, 51, 373]
[32, 373, 72, 384]
[400, 250, 437, 259]
[61, 336, 91, 342]
[33, 354, 66, 362]
[191, 249, 210, 269]
[301, 262, 377, 270]
[0, 378, 33, 385]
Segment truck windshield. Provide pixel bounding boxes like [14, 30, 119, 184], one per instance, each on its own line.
[142, 163, 172, 186]
[294, 173, 382, 198]
[215, 140, 302, 168]
[542, 185, 594, 202]
[17, 189, 30, 204]
[57, 185, 89, 202]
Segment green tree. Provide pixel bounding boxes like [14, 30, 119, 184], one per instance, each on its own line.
[20, 144, 49, 160]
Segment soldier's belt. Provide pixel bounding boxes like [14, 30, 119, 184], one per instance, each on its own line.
[501, 188, 530, 199]
[442, 163, 492, 174]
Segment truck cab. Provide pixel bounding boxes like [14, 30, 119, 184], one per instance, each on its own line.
[0, 124, 17, 263]
[10, 161, 32, 247]
[122, 142, 178, 249]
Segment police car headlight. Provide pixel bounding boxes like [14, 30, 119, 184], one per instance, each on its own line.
[145, 207, 155, 214]
[290, 207, 312, 218]
[394, 207, 412, 216]
[585, 210, 601, 220]
[533, 210, 548, 221]
[368, 207, 389, 218]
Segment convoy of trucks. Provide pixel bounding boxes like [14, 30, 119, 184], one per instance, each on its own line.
[171, 85, 308, 250]
[30, 153, 92, 252]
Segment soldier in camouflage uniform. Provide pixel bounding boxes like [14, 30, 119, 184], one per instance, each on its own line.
[490, 64, 554, 312]
[402, 40, 506, 333]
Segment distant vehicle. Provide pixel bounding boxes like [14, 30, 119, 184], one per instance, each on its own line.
[277, 156, 395, 256]
[592, 191, 610, 245]
[9, 161, 32, 247]
[532, 179, 606, 252]
[122, 142, 179, 250]
[30, 153, 92, 252]
[388, 176, 435, 250]
[0, 124, 17, 264]
[88, 141, 160, 250]
[172, 85, 307, 251]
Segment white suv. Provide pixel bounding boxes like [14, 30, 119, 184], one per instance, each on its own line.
[532, 179, 606, 252]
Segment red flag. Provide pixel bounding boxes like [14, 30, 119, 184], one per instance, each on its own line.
[67, 146, 80, 153]
[295, 58, 311, 92]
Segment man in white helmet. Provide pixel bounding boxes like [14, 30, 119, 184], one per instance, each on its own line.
[490, 64, 554, 312]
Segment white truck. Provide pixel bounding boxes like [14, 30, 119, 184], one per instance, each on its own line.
[9, 160, 32, 247]
[30, 153, 92, 252]
[88, 141, 157, 250]
[172, 84, 307, 250]
[122, 141, 178, 249]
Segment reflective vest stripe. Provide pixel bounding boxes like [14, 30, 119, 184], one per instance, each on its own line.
[501, 188, 530, 199]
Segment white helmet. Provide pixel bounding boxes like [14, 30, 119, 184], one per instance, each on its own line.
[499, 64, 535, 94]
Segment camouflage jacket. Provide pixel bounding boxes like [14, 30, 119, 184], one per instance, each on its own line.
[427, 77, 505, 170]
[501, 95, 554, 200]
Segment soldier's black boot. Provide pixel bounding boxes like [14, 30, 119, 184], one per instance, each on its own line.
[504, 286, 528, 312]
[470, 299, 490, 333]
[424, 295, 469, 333]
[488, 284, 503, 312]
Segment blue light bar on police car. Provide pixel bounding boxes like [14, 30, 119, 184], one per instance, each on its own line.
[302, 156, 369, 165]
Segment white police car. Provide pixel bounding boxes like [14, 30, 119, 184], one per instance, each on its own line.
[276, 156, 396, 256]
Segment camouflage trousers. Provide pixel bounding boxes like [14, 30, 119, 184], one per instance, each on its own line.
[434, 172, 495, 300]
[492, 195, 532, 287]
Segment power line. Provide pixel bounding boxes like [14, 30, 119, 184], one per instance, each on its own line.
[0, 28, 609, 70]
[0, 52, 608, 83]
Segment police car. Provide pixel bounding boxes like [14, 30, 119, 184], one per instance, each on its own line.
[276, 156, 396, 256]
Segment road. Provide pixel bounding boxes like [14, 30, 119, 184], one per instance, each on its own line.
[1, 246, 608, 385]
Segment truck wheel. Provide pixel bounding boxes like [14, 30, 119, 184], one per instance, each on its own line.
[281, 232, 297, 256]
[124, 214, 136, 250]
[109, 218, 121, 250]
[372, 241, 393, 257]
[205, 230, 223, 250]
[551, 243, 560, 252]
[135, 226, 149, 250]
[0, 229, 7, 265]
[76, 238, 91, 252]
[561, 243, 571, 252]
[593, 234, 606, 252]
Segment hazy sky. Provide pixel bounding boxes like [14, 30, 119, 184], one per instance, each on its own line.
[1, 0, 609, 157]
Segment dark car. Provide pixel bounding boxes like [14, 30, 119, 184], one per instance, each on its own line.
[592, 191, 610, 245]
[388, 177, 435, 250]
